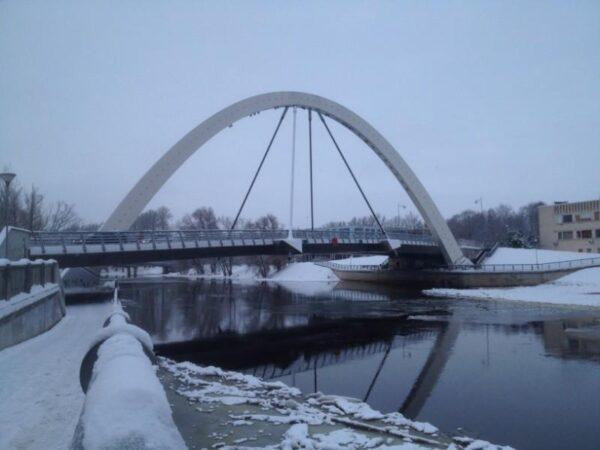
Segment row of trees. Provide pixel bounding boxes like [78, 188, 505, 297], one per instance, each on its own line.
[130, 206, 281, 232]
[0, 182, 91, 232]
[447, 202, 543, 247]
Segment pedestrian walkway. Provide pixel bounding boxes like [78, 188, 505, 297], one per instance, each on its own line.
[0, 302, 111, 450]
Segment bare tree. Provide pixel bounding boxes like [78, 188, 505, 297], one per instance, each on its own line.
[24, 185, 47, 231]
[179, 207, 218, 230]
[131, 206, 172, 231]
[46, 201, 80, 231]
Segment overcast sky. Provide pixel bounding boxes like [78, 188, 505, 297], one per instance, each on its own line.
[1, 1, 599, 228]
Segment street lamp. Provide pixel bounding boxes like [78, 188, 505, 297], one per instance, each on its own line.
[397, 203, 406, 228]
[1, 172, 16, 259]
[475, 197, 486, 244]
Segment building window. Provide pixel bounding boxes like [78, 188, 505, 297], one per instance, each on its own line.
[576, 212, 593, 222]
[596, 229, 600, 238]
[595, 211, 600, 221]
[587, 248, 592, 253]
[577, 230, 592, 239]
[562, 214, 573, 223]
[558, 231, 573, 240]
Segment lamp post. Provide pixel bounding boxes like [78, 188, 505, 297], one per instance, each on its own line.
[475, 197, 485, 244]
[1, 172, 16, 259]
[396, 203, 406, 228]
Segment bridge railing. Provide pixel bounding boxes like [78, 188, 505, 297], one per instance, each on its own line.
[29, 228, 482, 255]
[29, 229, 290, 252]
[0, 259, 59, 301]
[445, 255, 600, 273]
[318, 261, 387, 272]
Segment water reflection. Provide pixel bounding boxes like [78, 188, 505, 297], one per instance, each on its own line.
[120, 279, 600, 450]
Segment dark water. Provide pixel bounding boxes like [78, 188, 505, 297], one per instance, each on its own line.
[120, 279, 600, 450]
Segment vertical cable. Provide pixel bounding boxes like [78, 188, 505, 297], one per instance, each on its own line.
[308, 109, 314, 230]
[289, 107, 297, 235]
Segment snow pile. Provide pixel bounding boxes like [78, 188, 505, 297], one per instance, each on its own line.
[161, 358, 513, 449]
[425, 267, 600, 307]
[77, 333, 185, 449]
[484, 247, 600, 265]
[269, 262, 338, 282]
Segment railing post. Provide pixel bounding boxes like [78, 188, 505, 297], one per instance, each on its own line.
[39, 233, 46, 255]
[100, 233, 106, 252]
[81, 232, 87, 253]
[178, 231, 185, 249]
[165, 233, 171, 249]
[118, 233, 124, 251]
[61, 235, 67, 254]
[24, 262, 31, 293]
[2, 264, 9, 301]
[40, 262, 46, 286]
[151, 231, 156, 250]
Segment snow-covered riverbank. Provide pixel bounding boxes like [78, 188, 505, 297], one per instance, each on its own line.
[425, 248, 600, 307]
[161, 358, 514, 450]
[424, 267, 600, 307]
[167, 255, 389, 283]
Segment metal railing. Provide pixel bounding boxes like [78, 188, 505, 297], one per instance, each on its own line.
[0, 259, 59, 301]
[320, 255, 600, 274]
[28, 228, 483, 255]
[317, 261, 387, 272]
[445, 255, 600, 273]
[29, 229, 289, 254]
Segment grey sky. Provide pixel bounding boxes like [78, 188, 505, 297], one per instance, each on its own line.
[1, 0, 599, 228]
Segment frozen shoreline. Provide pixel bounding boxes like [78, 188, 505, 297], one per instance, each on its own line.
[425, 248, 600, 307]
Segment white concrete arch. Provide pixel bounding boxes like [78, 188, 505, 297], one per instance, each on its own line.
[102, 91, 469, 265]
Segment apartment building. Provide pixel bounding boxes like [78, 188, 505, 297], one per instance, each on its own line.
[538, 200, 600, 253]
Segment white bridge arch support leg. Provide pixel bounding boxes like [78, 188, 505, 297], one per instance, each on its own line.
[102, 92, 471, 266]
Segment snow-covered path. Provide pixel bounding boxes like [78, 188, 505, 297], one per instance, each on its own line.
[0, 302, 111, 450]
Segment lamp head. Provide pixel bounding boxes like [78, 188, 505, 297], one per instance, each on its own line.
[0, 172, 16, 186]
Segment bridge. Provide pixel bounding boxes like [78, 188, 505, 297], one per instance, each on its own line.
[3, 91, 486, 276]
[94, 91, 474, 266]
[27, 228, 482, 268]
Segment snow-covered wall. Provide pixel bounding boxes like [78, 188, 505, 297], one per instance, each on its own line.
[0, 283, 65, 351]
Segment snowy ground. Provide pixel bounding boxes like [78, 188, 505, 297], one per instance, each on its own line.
[426, 247, 600, 307]
[425, 267, 600, 307]
[166, 255, 389, 283]
[0, 302, 112, 450]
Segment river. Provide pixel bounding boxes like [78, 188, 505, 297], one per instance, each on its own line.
[119, 278, 600, 450]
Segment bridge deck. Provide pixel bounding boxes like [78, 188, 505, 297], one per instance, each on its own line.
[26, 229, 481, 268]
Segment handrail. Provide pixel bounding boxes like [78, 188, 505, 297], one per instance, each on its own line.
[28, 228, 484, 252]
[445, 255, 600, 273]
[320, 255, 600, 274]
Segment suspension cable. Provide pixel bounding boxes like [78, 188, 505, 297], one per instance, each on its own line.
[308, 109, 314, 230]
[317, 112, 387, 236]
[231, 107, 289, 230]
[289, 107, 297, 234]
